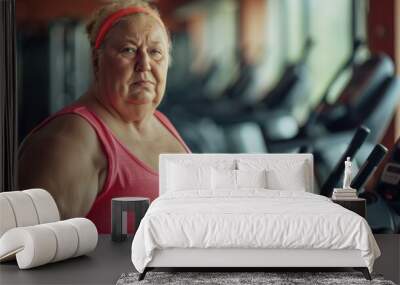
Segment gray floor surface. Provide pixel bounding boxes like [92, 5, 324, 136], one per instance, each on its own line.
[0, 235, 134, 285]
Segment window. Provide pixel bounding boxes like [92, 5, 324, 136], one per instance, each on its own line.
[307, 0, 352, 105]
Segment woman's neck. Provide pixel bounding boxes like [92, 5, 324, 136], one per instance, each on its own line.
[80, 86, 155, 135]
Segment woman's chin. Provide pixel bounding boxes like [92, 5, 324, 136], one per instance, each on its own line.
[126, 98, 152, 105]
[125, 91, 157, 105]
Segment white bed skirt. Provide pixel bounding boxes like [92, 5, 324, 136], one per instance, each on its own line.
[148, 248, 366, 268]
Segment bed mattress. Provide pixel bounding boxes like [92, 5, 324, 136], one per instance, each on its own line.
[131, 190, 380, 273]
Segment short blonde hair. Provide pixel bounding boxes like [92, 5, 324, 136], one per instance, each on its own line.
[86, 0, 171, 52]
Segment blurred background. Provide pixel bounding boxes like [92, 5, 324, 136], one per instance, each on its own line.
[15, 0, 400, 232]
[16, 0, 399, 151]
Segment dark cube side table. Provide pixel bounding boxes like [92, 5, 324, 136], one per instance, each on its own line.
[331, 198, 366, 218]
[111, 197, 150, 242]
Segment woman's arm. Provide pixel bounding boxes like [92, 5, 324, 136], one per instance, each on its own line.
[18, 115, 106, 219]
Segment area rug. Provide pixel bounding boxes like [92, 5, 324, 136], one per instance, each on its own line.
[116, 271, 396, 285]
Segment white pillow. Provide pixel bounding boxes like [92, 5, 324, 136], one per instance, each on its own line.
[166, 158, 236, 171]
[236, 169, 267, 188]
[167, 163, 211, 191]
[211, 169, 268, 190]
[237, 159, 308, 191]
[266, 164, 307, 191]
[211, 168, 236, 190]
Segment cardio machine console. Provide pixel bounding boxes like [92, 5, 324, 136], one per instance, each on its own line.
[379, 139, 400, 204]
[381, 163, 400, 185]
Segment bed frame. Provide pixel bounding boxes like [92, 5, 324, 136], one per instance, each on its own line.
[138, 154, 372, 280]
[140, 248, 371, 280]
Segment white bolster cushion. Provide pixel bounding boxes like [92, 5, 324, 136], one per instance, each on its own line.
[0, 226, 57, 269]
[0, 196, 17, 237]
[23, 189, 60, 224]
[0, 191, 39, 227]
[65, 218, 98, 257]
[0, 218, 98, 269]
[42, 221, 79, 262]
[0, 189, 60, 238]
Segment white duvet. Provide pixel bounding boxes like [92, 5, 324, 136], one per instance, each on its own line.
[131, 190, 380, 273]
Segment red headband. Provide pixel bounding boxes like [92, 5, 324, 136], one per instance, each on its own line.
[94, 7, 164, 49]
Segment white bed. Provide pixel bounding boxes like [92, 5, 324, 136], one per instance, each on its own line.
[131, 154, 380, 280]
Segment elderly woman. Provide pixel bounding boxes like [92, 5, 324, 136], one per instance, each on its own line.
[18, 0, 190, 233]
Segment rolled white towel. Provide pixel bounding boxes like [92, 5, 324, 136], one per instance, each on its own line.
[0, 218, 98, 269]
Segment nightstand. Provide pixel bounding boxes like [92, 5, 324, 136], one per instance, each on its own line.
[111, 197, 150, 242]
[331, 198, 366, 218]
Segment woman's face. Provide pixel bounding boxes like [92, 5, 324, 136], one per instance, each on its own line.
[95, 14, 169, 121]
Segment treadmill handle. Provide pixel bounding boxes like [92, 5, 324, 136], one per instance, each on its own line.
[319, 126, 370, 197]
[351, 144, 388, 191]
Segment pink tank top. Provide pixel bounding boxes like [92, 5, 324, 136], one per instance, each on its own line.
[31, 105, 190, 233]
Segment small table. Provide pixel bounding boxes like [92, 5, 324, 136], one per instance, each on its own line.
[111, 197, 150, 242]
[331, 198, 366, 218]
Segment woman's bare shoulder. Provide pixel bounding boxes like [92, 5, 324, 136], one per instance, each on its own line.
[20, 114, 99, 157]
[18, 114, 106, 219]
